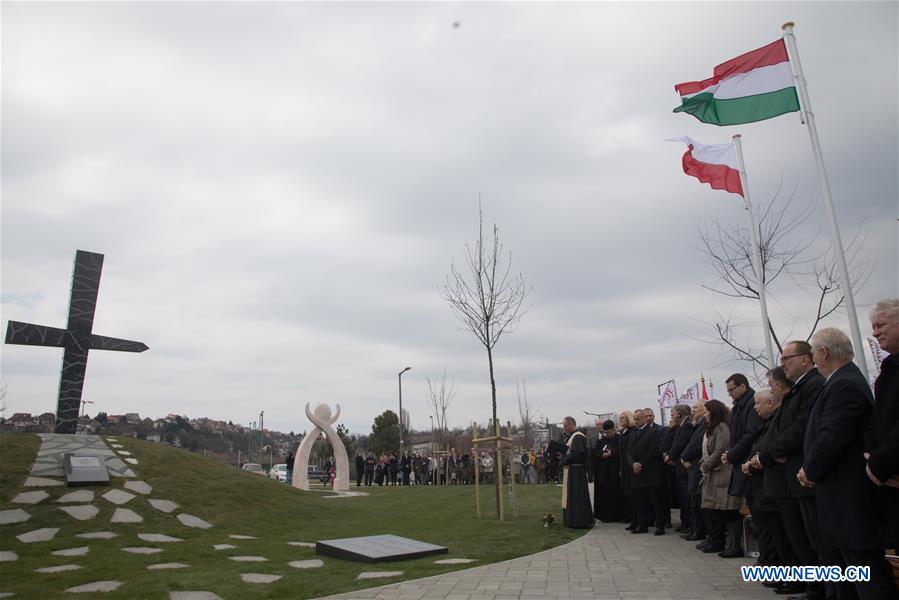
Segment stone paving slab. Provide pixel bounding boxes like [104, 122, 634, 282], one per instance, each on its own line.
[60, 504, 99, 521]
[76, 531, 118, 539]
[23, 476, 64, 487]
[0, 552, 18, 562]
[318, 522, 773, 600]
[213, 544, 237, 550]
[289, 559, 324, 569]
[139, 534, 183, 543]
[12, 490, 49, 504]
[0, 508, 30, 524]
[149, 499, 179, 513]
[102, 489, 136, 505]
[36, 564, 82, 573]
[124, 480, 152, 495]
[59, 490, 95, 503]
[111, 508, 143, 523]
[53, 546, 90, 557]
[177, 513, 213, 529]
[242, 573, 283, 583]
[123, 547, 162, 554]
[65, 581, 122, 593]
[148, 562, 189, 570]
[17, 528, 59, 543]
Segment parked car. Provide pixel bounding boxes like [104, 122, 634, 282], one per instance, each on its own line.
[270, 463, 288, 482]
[241, 463, 266, 476]
[307, 465, 326, 483]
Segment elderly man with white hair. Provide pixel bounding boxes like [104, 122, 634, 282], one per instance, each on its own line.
[798, 327, 898, 600]
[867, 299, 899, 560]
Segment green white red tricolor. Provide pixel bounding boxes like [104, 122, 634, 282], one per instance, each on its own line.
[668, 137, 742, 196]
[674, 39, 800, 125]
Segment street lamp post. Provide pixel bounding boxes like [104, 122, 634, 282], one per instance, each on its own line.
[398, 367, 411, 451]
[78, 400, 93, 434]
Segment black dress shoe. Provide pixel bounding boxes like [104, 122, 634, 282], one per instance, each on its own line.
[762, 580, 781, 588]
[784, 594, 809, 600]
[674, 526, 686, 533]
[718, 547, 744, 558]
[631, 527, 648, 534]
[625, 524, 635, 531]
[701, 544, 725, 553]
[683, 532, 704, 540]
[654, 527, 665, 536]
[695, 541, 710, 550]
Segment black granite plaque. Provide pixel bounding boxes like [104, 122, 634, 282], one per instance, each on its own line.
[64, 453, 110, 486]
[316, 534, 447, 563]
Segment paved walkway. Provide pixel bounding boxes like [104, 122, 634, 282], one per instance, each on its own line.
[318, 522, 773, 600]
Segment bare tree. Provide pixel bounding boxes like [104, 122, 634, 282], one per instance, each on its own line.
[516, 379, 536, 450]
[441, 205, 530, 518]
[698, 186, 872, 379]
[426, 370, 455, 448]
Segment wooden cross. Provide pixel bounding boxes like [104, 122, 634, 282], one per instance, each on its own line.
[4, 250, 148, 434]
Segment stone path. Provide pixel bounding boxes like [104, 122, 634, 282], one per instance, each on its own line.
[317, 521, 774, 600]
[31, 433, 135, 478]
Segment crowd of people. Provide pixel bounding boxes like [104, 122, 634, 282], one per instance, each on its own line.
[582, 299, 899, 600]
[348, 446, 566, 487]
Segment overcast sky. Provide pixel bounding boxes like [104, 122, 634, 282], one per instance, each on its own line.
[2, 2, 896, 437]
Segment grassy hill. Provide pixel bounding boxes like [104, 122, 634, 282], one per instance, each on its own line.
[0, 433, 586, 599]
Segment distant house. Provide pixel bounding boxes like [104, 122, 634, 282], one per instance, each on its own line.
[124, 413, 141, 425]
[10, 413, 36, 429]
[38, 412, 56, 432]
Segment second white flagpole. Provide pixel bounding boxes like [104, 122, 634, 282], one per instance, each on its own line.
[732, 134, 776, 369]
[782, 21, 869, 376]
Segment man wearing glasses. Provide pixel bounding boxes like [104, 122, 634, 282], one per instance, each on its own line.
[754, 341, 825, 600]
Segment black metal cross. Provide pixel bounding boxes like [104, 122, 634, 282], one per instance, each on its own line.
[5, 250, 148, 434]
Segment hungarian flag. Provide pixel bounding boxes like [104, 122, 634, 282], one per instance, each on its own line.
[668, 136, 743, 196]
[674, 39, 800, 125]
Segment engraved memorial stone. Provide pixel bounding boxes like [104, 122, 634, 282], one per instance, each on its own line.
[64, 454, 109, 486]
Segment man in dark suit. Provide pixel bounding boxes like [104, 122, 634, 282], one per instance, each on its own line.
[628, 409, 665, 535]
[720, 373, 760, 558]
[665, 404, 695, 532]
[645, 407, 672, 528]
[798, 328, 898, 600]
[867, 300, 899, 555]
[680, 400, 708, 542]
[355, 452, 365, 487]
[754, 340, 825, 599]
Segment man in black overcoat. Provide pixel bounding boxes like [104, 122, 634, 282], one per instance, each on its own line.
[867, 300, 899, 554]
[721, 373, 760, 558]
[355, 452, 365, 487]
[798, 328, 898, 600]
[679, 400, 707, 541]
[593, 419, 626, 522]
[754, 340, 825, 599]
[628, 409, 665, 535]
[645, 407, 672, 528]
[665, 404, 695, 532]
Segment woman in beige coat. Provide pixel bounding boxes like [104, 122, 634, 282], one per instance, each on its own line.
[700, 399, 741, 553]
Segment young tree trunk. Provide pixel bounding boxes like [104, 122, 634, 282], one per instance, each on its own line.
[488, 344, 501, 519]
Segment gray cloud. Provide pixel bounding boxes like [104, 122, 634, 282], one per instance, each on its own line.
[2, 2, 895, 435]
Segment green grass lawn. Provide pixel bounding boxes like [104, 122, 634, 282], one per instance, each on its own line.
[0, 433, 587, 599]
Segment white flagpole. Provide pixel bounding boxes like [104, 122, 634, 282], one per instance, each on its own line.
[781, 21, 869, 376]
[732, 134, 776, 369]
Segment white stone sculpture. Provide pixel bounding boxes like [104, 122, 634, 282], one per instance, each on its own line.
[292, 403, 349, 491]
